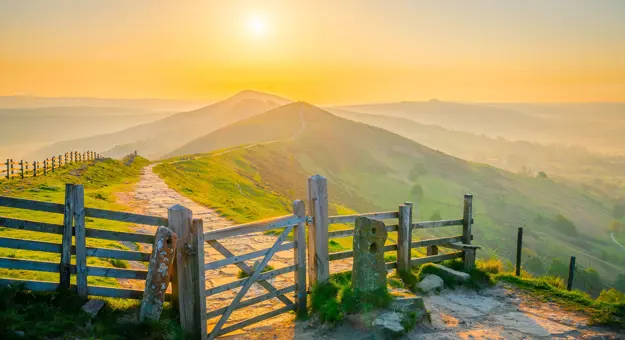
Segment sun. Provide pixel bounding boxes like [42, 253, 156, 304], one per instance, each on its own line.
[248, 16, 267, 37]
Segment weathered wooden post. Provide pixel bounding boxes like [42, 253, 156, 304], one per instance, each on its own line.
[19, 160, 24, 179]
[516, 227, 523, 277]
[63, 153, 66, 166]
[462, 194, 475, 269]
[74, 184, 88, 298]
[5, 159, 9, 180]
[167, 205, 195, 327]
[139, 226, 178, 323]
[190, 218, 207, 338]
[397, 202, 413, 273]
[43, 159, 47, 176]
[292, 200, 308, 316]
[32, 160, 37, 177]
[10, 159, 14, 178]
[567, 256, 576, 291]
[59, 184, 75, 291]
[308, 174, 329, 286]
[427, 245, 439, 256]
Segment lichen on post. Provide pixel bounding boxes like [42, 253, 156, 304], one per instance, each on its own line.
[139, 226, 178, 323]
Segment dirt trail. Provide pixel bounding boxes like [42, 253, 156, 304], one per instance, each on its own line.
[231, 283, 623, 340]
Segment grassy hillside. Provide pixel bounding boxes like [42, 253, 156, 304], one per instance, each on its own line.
[155, 102, 625, 286]
[0, 156, 149, 287]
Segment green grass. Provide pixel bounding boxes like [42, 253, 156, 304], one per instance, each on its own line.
[310, 272, 392, 325]
[0, 156, 150, 286]
[0, 284, 186, 340]
[236, 265, 275, 279]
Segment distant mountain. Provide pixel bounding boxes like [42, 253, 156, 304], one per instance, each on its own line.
[157, 102, 623, 282]
[28, 90, 292, 160]
[333, 100, 625, 154]
[0, 106, 171, 159]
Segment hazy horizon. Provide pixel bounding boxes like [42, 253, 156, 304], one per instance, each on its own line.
[2, 0, 625, 104]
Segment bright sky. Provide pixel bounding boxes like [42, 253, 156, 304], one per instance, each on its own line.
[1, 0, 625, 104]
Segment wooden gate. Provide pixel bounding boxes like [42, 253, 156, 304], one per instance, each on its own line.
[200, 200, 307, 339]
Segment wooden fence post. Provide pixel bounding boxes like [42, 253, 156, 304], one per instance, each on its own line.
[43, 159, 47, 176]
[32, 160, 37, 177]
[59, 184, 75, 291]
[63, 153, 66, 166]
[308, 174, 329, 286]
[397, 202, 413, 273]
[462, 194, 475, 269]
[292, 200, 308, 316]
[190, 218, 207, 339]
[567, 256, 576, 291]
[19, 160, 24, 179]
[427, 245, 439, 256]
[5, 159, 9, 180]
[516, 227, 523, 277]
[140, 226, 178, 323]
[73, 185, 88, 298]
[167, 205, 193, 317]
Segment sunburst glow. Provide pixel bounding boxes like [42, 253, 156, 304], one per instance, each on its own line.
[248, 16, 266, 37]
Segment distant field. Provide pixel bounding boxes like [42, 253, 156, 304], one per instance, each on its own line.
[0, 156, 149, 286]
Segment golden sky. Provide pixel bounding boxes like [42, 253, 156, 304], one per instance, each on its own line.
[1, 0, 625, 104]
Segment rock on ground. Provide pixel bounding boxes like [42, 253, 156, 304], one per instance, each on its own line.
[432, 264, 470, 282]
[416, 274, 444, 293]
[373, 311, 405, 337]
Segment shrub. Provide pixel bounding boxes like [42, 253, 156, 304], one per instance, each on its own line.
[477, 258, 504, 274]
[597, 289, 625, 304]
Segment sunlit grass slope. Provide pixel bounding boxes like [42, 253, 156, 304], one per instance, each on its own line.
[155, 102, 624, 285]
[0, 156, 149, 286]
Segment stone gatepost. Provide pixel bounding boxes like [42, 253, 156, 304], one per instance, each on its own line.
[352, 216, 388, 292]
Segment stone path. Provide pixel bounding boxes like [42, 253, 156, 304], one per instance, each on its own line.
[128, 163, 299, 335]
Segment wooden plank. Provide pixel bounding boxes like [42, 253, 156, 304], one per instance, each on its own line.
[207, 240, 293, 306]
[397, 203, 412, 273]
[440, 242, 481, 251]
[329, 244, 397, 261]
[85, 207, 168, 227]
[462, 194, 473, 245]
[0, 236, 62, 253]
[204, 242, 295, 270]
[205, 285, 297, 320]
[205, 265, 297, 297]
[413, 219, 464, 229]
[87, 266, 148, 279]
[190, 218, 207, 338]
[74, 185, 88, 298]
[216, 303, 296, 337]
[292, 200, 307, 316]
[0, 196, 65, 214]
[328, 228, 354, 239]
[308, 174, 329, 286]
[208, 224, 295, 340]
[410, 236, 463, 249]
[88, 285, 144, 299]
[84, 228, 155, 244]
[328, 211, 398, 224]
[410, 252, 464, 266]
[168, 205, 192, 316]
[203, 214, 302, 241]
[0, 278, 59, 292]
[85, 247, 151, 262]
[0, 217, 63, 235]
[0, 257, 60, 273]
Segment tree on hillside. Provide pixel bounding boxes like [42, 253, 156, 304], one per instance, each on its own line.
[551, 214, 578, 235]
[536, 171, 549, 179]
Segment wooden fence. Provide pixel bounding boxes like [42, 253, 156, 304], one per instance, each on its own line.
[1, 151, 101, 180]
[307, 174, 477, 286]
[0, 174, 477, 339]
[0, 184, 167, 299]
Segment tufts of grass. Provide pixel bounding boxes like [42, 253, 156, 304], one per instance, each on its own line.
[109, 259, 129, 269]
[0, 284, 186, 340]
[236, 265, 275, 279]
[310, 272, 392, 325]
